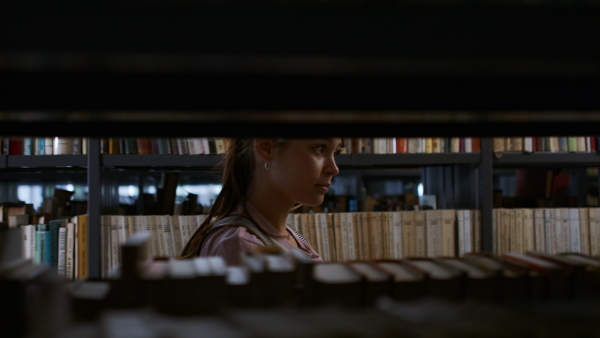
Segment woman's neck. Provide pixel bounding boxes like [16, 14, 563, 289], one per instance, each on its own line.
[247, 193, 292, 234]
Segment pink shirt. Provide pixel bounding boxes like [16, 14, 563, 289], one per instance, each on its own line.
[199, 202, 323, 266]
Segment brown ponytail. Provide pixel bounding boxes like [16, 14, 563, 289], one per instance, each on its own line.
[179, 138, 256, 258]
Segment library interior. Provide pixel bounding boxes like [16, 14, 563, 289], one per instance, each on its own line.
[1, 1, 599, 337]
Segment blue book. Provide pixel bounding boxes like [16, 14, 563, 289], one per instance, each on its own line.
[35, 224, 48, 265]
[36, 137, 45, 155]
[48, 219, 62, 270]
[44, 230, 51, 265]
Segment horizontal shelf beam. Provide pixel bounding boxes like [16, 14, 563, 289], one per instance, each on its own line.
[101, 154, 222, 168]
[6, 155, 88, 168]
[494, 153, 600, 166]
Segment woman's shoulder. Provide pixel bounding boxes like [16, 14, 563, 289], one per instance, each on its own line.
[205, 222, 263, 246]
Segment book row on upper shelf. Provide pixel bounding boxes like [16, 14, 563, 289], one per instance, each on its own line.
[3, 135, 600, 156]
[493, 136, 599, 155]
[1, 137, 87, 155]
[99, 137, 484, 156]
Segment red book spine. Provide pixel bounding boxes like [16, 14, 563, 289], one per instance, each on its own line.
[9, 138, 22, 155]
[471, 137, 481, 152]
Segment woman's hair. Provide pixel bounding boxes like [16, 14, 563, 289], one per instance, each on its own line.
[179, 138, 256, 258]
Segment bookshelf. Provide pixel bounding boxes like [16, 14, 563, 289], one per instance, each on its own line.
[4, 137, 600, 278]
[1, 0, 599, 277]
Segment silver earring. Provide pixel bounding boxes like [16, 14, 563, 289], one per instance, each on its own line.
[264, 161, 271, 171]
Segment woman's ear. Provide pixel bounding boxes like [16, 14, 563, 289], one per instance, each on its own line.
[254, 138, 274, 162]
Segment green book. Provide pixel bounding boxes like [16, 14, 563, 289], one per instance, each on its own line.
[35, 224, 48, 265]
[48, 219, 67, 270]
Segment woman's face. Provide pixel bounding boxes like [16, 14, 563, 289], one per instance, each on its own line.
[269, 138, 342, 207]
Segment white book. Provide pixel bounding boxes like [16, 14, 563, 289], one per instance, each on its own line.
[523, 136, 533, 153]
[533, 208, 546, 252]
[543, 208, 554, 254]
[66, 221, 75, 280]
[188, 138, 205, 155]
[388, 138, 396, 154]
[148, 215, 163, 258]
[178, 215, 191, 248]
[559, 208, 571, 253]
[44, 137, 54, 155]
[169, 215, 183, 257]
[337, 212, 347, 261]
[125, 215, 136, 240]
[522, 208, 535, 253]
[346, 212, 356, 260]
[109, 215, 121, 271]
[568, 208, 582, 253]
[317, 213, 330, 262]
[425, 210, 441, 258]
[588, 208, 600, 256]
[57, 226, 67, 278]
[463, 137, 473, 153]
[414, 210, 427, 257]
[456, 210, 465, 257]
[513, 209, 523, 253]
[139, 216, 154, 258]
[115, 215, 127, 246]
[53, 137, 73, 155]
[450, 137, 460, 153]
[440, 210, 456, 257]
[391, 211, 403, 259]
[21, 224, 34, 260]
[579, 208, 591, 256]
[158, 215, 175, 257]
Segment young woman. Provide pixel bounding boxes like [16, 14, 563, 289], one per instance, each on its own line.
[180, 138, 343, 265]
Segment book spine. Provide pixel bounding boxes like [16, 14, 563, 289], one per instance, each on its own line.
[57, 226, 67, 278]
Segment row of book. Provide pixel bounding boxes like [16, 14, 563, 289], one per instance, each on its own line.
[100, 214, 205, 279]
[5, 136, 600, 156]
[1, 137, 87, 155]
[98, 137, 485, 155]
[291, 210, 482, 263]
[493, 207, 600, 257]
[101, 137, 227, 155]
[86, 233, 600, 319]
[19, 215, 89, 280]
[493, 136, 598, 154]
[341, 137, 482, 154]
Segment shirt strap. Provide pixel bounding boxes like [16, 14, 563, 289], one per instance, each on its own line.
[209, 215, 275, 247]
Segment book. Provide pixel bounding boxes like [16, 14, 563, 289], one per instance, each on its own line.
[403, 257, 465, 300]
[463, 252, 530, 301]
[436, 257, 500, 301]
[413, 210, 427, 257]
[53, 137, 73, 155]
[74, 215, 89, 279]
[311, 262, 363, 307]
[440, 210, 456, 257]
[346, 260, 393, 305]
[501, 252, 570, 300]
[526, 251, 596, 299]
[374, 259, 428, 301]
[425, 210, 442, 258]
[399, 211, 415, 258]
[65, 221, 75, 280]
